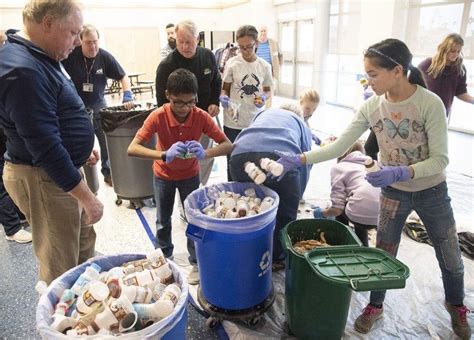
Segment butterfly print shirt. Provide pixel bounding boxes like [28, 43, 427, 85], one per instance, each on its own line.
[304, 85, 448, 192]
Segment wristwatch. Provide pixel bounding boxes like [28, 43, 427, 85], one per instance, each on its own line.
[161, 152, 167, 162]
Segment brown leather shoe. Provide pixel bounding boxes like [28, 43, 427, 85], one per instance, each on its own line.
[104, 174, 113, 186]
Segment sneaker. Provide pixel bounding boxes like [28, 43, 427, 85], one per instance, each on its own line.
[187, 265, 200, 285]
[5, 229, 32, 244]
[445, 301, 471, 340]
[354, 304, 383, 333]
[104, 174, 113, 186]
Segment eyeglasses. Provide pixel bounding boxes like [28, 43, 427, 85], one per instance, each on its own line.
[238, 43, 256, 51]
[169, 96, 198, 108]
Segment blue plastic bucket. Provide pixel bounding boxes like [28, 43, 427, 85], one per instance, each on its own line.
[36, 254, 188, 339]
[184, 182, 279, 310]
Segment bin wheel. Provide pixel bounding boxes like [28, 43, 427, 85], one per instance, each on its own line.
[206, 317, 220, 329]
[115, 198, 122, 206]
[248, 316, 261, 326]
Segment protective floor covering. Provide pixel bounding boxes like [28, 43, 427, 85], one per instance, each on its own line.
[1, 97, 472, 339]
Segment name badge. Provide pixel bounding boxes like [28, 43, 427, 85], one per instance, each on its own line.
[203, 68, 211, 75]
[83, 83, 94, 92]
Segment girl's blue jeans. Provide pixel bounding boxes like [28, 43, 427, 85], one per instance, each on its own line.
[370, 181, 464, 306]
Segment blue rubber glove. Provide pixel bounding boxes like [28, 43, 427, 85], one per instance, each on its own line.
[311, 132, 321, 145]
[165, 141, 186, 163]
[313, 207, 335, 220]
[185, 140, 206, 160]
[254, 94, 266, 108]
[219, 95, 230, 109]
[122, 90, 133, 103]
[273, 150, 302, 181]
[366, 165, 411, 187]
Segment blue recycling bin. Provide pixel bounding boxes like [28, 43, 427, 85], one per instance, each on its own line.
[185, 182, 279, 310]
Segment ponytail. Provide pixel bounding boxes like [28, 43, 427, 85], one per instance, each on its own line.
[408, 65, 426, 89]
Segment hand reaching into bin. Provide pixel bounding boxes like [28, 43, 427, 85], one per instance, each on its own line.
[122, 90, 135, 110]
[313, 206, 335, 220]
[165, 141, 187, 163]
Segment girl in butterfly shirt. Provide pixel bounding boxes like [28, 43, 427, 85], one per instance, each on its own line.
[273, 38, 470, 339]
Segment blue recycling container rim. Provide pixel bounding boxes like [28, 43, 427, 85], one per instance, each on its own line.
[36, 254, 188, 339]
[184, 182, 279, 234]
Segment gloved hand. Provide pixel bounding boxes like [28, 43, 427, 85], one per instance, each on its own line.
[219, 95, 230, 109]
[165, 141, 186, 163]
[272, 150, 302, 181]
[313, 207, 335, 220]
[254, 94, 266, 108]
[311, 132, 321, 145]
[366, 165, 411, 187]
[185, 140, 206, 160]
[122, 90, 133, 103]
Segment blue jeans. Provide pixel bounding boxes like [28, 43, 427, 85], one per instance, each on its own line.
[370, 181, 464, 306]
[153, 175, 200, 264]
[230, 152, 302, 261]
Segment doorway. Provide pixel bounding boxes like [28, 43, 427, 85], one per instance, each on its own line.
[278, 19, 314, 98]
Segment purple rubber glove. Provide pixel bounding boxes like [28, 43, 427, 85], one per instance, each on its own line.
[311, 132, 321, 145]
[254, 94, 266, 108]
[313, 207, 335, 220]
[273, 150, 302, 181]
[219, 95, 230, 109]
[165, 141, 186, 163]
[366, 165, 411, 187]
[185, 140, 206, 160]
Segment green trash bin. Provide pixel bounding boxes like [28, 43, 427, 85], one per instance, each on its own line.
[281, 219, 410, 340]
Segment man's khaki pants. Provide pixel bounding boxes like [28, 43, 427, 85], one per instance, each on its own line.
[3, 162, 96, 284]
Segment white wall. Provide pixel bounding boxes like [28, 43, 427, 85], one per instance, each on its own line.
[0, 0, 407, 100]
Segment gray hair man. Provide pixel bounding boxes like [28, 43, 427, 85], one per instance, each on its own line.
[0, 0, 103, 284]
[155, 20, 222, 189]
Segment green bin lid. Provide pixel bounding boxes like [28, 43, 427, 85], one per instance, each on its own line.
[304, 247, 410, 292]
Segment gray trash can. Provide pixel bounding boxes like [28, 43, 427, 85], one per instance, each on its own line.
[101, 105, 156, 207]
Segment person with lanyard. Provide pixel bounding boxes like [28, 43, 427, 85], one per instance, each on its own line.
[273, 38, 470, 339]
[0, 0, 103, 284]
[63, 24, 134, 187]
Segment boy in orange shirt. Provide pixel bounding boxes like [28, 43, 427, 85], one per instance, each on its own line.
[128, 68, 232, 284]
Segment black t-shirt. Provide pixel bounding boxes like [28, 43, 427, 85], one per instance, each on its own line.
[155, 47, 221, 111]
[63, 47, 126, 111]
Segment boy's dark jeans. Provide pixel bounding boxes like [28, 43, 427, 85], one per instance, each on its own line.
[153, 175, 200, 264]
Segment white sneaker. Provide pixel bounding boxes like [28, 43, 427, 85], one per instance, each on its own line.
[5, 229, 32, 243]
[187, 265, 200, 285]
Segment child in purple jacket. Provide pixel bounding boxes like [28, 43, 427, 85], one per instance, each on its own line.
[313, 142, 380, 246]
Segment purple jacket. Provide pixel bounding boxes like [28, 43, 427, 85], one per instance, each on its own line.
[330, 151, 380, 226]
